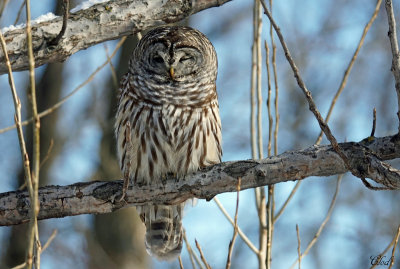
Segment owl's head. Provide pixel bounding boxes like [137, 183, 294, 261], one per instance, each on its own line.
[130, 26, 217, 84]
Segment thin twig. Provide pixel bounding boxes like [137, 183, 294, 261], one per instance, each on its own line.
[271, 4, 279, 158]
[370, 225, 400, 269]
[40, 139, 54, 169]
[49, 0, 69, 46]
[251, 2, 267, 268]
[266, 185, 274, 268]
[25, 0, 41, 267]
[41, 229, 57, 252]
[226, 178, 241, 269]
[119, 121, 132, 202]
[0, 31, 33, 197]
[388, 225, 400, 269]
[1, 9, 35, 269]
[183, 229, 202, 269]
[11, 262, 26, 269]
[273, 181, 300, 223]
[11, 229, 58, 269]
[13, 0, 26, 25]
[265, 2, 276, 266]
[296, 224, 301, 269]
[371, 108, 377, 138]
[250, 0, 258, 160]
[195, 239, 211, 269]
[0, 37, 127, 135]
[316, 0, 383, 144]
[0, 0, 9, 18]
[179, 256, 184, 269]
[384, 0, 400, 132]
[104, 43, 119, 90]
[290, 175, 343, 269]
[256, 1, 263, 161]
[266, 41, 273, 157]
[213, 197, 258, 254]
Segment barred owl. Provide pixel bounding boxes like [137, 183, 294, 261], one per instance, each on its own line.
[115, 26, 222, 260]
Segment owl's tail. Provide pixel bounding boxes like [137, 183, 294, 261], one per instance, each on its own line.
[138, 204, 183, 260]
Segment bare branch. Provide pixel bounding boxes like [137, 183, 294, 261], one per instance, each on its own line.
[0, 0, 231, 74]
[316, 0, 382, 144]
[0, 135, 399, 226]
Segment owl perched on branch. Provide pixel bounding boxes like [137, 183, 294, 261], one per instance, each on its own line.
[115, 26, 222, 260]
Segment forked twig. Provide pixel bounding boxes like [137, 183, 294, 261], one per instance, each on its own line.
[213, 197, 258, 254]
[290, 176, 343, 269]
[11, 229, 58, 269]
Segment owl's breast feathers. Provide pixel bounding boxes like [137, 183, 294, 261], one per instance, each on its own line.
[115, 72, 222, 185]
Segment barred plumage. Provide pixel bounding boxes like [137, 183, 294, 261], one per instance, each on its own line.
[115, 26, 222, 260]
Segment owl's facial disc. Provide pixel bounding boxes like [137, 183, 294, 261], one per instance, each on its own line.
[147, 43, 202, 81]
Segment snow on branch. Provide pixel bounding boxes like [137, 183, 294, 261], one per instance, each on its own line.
[1, 135, 399, 226]
[0, 0, 231, 74]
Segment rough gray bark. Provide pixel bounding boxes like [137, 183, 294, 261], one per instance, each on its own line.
[1, 135, 399, 226]
[0, 0, 231, 74]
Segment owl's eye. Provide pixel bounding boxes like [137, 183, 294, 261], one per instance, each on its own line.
[152, 55, 164, 64]
[179, 55, 194, 63]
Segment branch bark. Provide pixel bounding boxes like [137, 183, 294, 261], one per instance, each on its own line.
[1, 135, 400, 226]
[0, 0, 231, 74]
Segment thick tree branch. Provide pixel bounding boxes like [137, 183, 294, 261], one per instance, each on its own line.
[1, 135, 399, 226]
[0, 0, 231, 74]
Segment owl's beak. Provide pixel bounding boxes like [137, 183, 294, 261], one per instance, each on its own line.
[169, 67, 175, 79]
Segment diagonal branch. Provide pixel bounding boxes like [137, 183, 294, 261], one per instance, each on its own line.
[0, 135, 399, 226]
[0, 0, 231, 74]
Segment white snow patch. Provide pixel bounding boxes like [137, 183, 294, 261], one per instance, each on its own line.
[1, 12, 58, 34]
[70, 0, 111, 13]
[33, 12, 57, 24]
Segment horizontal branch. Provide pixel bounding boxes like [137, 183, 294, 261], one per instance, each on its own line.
[0, 135, 399, 226]
[0, 0, 231, 74]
